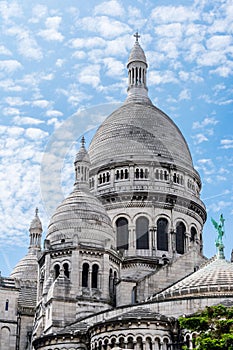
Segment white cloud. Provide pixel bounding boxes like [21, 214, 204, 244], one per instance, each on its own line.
[0, 60, 22, 73]
[18, 31, 43, 60]
[220, 139, 233, 149]
[7, 26, 43, 60]
[157, 39, 179, 59]
[0, 1, 22, 21]
[13, 116, 44, 126]
[155, 23, 183, 39]
[38, 16, 64, 42]
[72, 51, 86, 60]
[206, 35, 232, 51]
[46, 110, 63, 117]
[32, 100, 50, 108]
[47, 118, 64, 130]
[5, 96, 26, 106]
[78, 64, 101, 89]
[3, 107, 20, 116]
[25, 128, 49, 139]
[79, 16, 131, 39]
[193, 133, 208, 144]
[0, 79, 23, 92]
[210, 64, 233, 77]
[209, 200, 232, 213]
[55, 59, 65, 67]
[197, 50, 227, 67]
[192, 117, 219, 129]
[148, 70, 178, 85]
[70, 36, 106, 49]
[151, 5, 199, 23]
[103, 57, 124, 78]
[30, 4, 48, 23]
[0, 45, 12, 55]
[179, 89, 191, 100]
[94, 0, 124, 17]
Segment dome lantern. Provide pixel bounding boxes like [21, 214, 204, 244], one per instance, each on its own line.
[29, 207, 42, 251]
[74, 136, 90, 191]
[126, 32, 151, 103]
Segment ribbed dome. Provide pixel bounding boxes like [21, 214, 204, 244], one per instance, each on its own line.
[30, 210, 42, 231]
[128, 41, 147, 66]
[155, 257, 233, 300]
[89, 101, 193, 170]
[75, 136, 90, 163]
[47, 188, 115, 247]
[10, 251, 39, 281]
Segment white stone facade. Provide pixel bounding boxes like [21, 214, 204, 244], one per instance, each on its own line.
[1, 36, 233, 350]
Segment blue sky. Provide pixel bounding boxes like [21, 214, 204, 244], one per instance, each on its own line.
[0, 0, 232, 276]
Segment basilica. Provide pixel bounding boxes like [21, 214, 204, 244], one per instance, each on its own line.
[1, 35, 233, 350]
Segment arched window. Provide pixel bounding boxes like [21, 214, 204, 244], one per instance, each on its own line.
[125, 169, 129, 179]
[176, 222, 186, 254]
[5, 299, 9, 311]
[0, 327, 10, 349]
[136, 216, 149, 249]
[191, 227, 197, 242]
[63, 263, 69, 278]
[54, 264, 60, 279]
[92, 264, 99, 288]
[135, 168, 140, 179]
[116, 217, 129, 250]
[157, 218, 168, 251]
[82, 263, 89, 287]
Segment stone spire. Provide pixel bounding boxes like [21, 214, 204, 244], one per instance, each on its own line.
[126, 32, 151, 103]
[29, 208, 42, 250]
[74, 136, 91, 190]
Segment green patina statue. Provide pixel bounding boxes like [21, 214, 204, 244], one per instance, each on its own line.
[211, 214, 225, 258]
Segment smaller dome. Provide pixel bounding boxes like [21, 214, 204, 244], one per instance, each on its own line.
[46, 188, 115, 247]
[75, 136, 90, 163]
[47, 139, 115, 248]
[155, 256, 233, 301]
[10, 251, 39, 281]
[30, 208, 42, 232]
[127, 41, 147, 66]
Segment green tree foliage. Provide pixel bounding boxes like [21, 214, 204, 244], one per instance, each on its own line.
[179, 305, 233, 349]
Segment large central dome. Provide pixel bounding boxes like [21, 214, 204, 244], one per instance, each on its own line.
[89, 101, 193, 170]
[89, 36, 193, 171]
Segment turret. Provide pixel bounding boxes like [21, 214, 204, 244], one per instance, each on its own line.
[74, 136, 90, 190]
[29, 208, 42, 251]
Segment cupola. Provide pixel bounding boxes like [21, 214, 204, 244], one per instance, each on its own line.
[126, 32, 151, 103]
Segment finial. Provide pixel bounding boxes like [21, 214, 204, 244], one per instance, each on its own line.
[134, 31, 140, 43]
[81, 136, 85, 148]
[35, 207, 39, 216]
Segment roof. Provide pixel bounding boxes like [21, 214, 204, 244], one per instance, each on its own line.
[89, 102, 193, 170]
[154, 256, 233, 300]
[47, 187, 115, 247]
[10, 250, 39, 281]
[127, 41, 147, 66]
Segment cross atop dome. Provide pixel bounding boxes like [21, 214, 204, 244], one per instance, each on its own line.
[134, 31, 140, 43]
